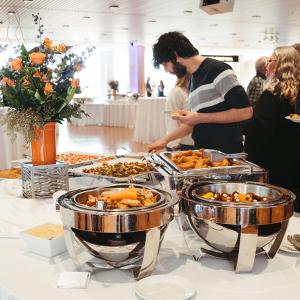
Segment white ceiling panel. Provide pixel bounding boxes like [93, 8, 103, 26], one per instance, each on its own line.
[0, 0, 300, 49]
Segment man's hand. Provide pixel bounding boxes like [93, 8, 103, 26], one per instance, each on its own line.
[148, 138, 168, 153]
[172, 110, 200, 126]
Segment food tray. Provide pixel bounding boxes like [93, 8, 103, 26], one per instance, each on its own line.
[70, 157, 157, 182]
[155, 149, 252, 176]
[56, 151, 104, 168]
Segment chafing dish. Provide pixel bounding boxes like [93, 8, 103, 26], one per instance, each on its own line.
[57, 184, 177, 280]
[148, 150, 268, 191]
[71, 157, 158, 184]
[180, 181, 295, 272]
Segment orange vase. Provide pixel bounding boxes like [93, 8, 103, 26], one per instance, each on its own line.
[31, 122, 56, 166]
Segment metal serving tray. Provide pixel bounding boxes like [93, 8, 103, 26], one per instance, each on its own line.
[156, 149, 251, 176]
[70, 157, 157, 183]
[56, 151, 104, 169]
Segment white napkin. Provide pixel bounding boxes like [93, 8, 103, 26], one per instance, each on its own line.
[57, 272, 90, 289]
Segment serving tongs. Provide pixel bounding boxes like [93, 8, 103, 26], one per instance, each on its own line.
[207, 151, 247, 162]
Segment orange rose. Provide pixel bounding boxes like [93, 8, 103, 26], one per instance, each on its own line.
[71, 79, 80, 88]
[1, 77, 15, 86]
[55, 44, 66, 53]
[44, 82, 53, 95]
[29, 52, 46, 65]
[33, 70, 42, 78]
[23, 78, 31, 87]
[43, 37, 53, 50]
[74, 63, 85, 72]
[9, 57, 23, 71]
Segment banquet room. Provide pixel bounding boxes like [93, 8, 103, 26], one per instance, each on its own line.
[1, 1, 300, 300]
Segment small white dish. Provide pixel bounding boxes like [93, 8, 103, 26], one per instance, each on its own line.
[135, 275, 196, 300]
[285, 116, 300, 123]
[280, 242, 300, 254]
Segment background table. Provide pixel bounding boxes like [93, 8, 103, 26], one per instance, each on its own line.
[71, 101, 137, 128]
[0, 178, 299, 300]
[0, 108, 29, 170]
[134, 97, 167, 144]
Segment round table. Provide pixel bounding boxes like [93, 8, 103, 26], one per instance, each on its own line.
[134, 97, 167, 144]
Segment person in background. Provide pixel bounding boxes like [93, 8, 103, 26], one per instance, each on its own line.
[244, 46, 300, 212]
[148, 31, 252, 154]
[247, 56, 268, 106]
[146, 77, 152, 97]
[158, 80, 165, 97]
[165, 73, 194, 151]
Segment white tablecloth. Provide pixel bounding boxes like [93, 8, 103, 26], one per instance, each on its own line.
[0, 108, 29, 170]
[71, 102, 137, 128]
[134, 98, 167, 144]
[71, 103, 103, 126]
[0, 178, 300, 300]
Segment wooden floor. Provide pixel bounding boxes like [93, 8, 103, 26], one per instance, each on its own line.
[57, 123, 148, 155]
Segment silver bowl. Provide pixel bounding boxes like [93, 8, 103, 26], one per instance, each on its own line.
[58, 184, 177, 280]
[181, 181, 295, 272]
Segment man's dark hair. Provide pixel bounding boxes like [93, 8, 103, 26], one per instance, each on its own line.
[152, 31, 199, 69]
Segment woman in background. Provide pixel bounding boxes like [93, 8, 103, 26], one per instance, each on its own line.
[158, 80, 165, 97]
[164, 73, 194, 151]
[244, 46, 300, 211]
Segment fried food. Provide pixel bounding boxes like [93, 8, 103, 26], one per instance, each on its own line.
[82, 161, 155, 177]
[170, 149, 236, 170]
[57, 153, 101, 165]
[85, 186, 158, 209]
[0, 168, 21, 179]
[289, 113, 300, 119]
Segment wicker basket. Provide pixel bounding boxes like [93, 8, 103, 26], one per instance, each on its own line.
[21, 162, 69, 199]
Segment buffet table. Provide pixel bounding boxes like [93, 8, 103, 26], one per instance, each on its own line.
[134, 97, 167, 144]
[0, 178, 299, 300]
[71, 102, 137, 128]
[0, 108, 29, 170]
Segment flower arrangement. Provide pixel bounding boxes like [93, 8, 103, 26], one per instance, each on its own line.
[0, 14, 93, 143]
[108, 80, 119, 91]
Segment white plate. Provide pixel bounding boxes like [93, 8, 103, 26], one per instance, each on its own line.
[285, 116, 300, 123]
[279, 241, 300, 254]
[135, 275, 196, 300]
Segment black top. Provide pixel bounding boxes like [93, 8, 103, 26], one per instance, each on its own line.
[189, 58, 250, 153]
[244, 89, 300, 192]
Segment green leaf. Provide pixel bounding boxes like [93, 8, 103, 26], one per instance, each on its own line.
[34, 90, 42, 102]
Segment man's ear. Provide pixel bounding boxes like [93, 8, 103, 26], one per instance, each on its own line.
[174, 52, 179, 62]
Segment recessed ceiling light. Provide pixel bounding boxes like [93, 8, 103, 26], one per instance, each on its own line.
[210, 24, 219, 27]
[122, 27, 128, 30]
[62, 24, 70, 28]
[239, 39, 245, 42]
[183, 10, 193, 13]
[8, 11, 16, 15]
[252, 15, 261, 18]
[109, 5, 119, 9]
[258, 41, 262, 43]
[148, 20, 157, 23]
[102, 33, 108, 36]
[83, 16, 91, 19]
[231, 33, 237, 36]
[200, 38, 206, 40]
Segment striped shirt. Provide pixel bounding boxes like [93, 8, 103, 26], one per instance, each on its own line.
[189, 58, 250, 152]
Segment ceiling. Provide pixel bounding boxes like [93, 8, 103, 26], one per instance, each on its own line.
[0, 0, 300, 50]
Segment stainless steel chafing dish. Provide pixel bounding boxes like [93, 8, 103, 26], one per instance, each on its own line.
[180, 181, 295, 272]
[148, 150, 268, 191]
[57, 184, 177, 280]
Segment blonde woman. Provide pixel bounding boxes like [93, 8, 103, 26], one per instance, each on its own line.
[244, 46, 300, 211]
[164, 73, 194, 150]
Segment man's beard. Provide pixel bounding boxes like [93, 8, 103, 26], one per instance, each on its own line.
[172, 62, 187, 78]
